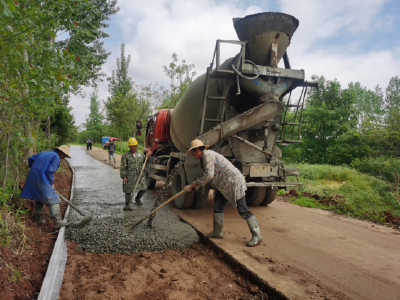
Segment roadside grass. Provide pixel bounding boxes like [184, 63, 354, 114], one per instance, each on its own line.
[284, 164, 400, 225]
[0, 207, 28, 249]
[0, 206, 30, 286]
[69, 141, 144, 155]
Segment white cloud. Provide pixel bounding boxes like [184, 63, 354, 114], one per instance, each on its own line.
[292, 49, 400, 90]
[278, 0, 400, 90]
[280, 0, 389, 48]
[70, 0, 265, 125]
[70, 0, 399, 126]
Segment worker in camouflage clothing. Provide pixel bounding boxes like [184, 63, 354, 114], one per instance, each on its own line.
[120, 137, 149, 211]
[184, 139, 262, 247]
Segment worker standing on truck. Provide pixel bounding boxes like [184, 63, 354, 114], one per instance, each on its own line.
[184, 139, 262, 247]
[20, 145, 71, 228]
[120, 138, 149, 211]
[108, 139, 116, 164]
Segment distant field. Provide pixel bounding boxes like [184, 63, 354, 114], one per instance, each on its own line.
[285, 163, 400, 224]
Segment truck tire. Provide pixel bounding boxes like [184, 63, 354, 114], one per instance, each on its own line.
[147, 177, 156, 189]
[246, 187, 267, 206]
[147, 156, 157, 189]
[259, 186, 277, 206]
[171, 165, 194, 209]
[192, 184, 211, 209]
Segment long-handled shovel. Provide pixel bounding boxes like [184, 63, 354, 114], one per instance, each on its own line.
[124, 190, 185, 233]
[124, 155, 149, 210]
[55, 190, 93, 226]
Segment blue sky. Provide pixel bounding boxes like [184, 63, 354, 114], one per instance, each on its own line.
[70, 0, 400, 126]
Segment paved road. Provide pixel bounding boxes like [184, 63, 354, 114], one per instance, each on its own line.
[172, 193, 400, 300]
[65, 146, 198, 254]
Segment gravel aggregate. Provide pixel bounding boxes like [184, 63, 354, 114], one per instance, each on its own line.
[65, 146, 199, 254]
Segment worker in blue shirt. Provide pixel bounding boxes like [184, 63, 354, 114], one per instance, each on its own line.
[20, 145, 71, 228]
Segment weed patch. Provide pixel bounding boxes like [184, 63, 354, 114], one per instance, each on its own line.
[7, 264, 22, 283]
[0, 208, 28, 251]
[284, 163, 400, 226]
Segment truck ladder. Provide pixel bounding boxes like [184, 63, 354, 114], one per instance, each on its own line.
[198, 40, 246, 136]
[276, 84, 308, 144]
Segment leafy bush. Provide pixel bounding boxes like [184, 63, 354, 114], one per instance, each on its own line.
[351, 156, 400, 185]
[326, 131, 371, 165]
[286, 163, 400, 222]
[351, 156, 400, 203]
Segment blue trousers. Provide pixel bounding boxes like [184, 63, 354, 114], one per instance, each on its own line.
[109, 152, 116, 161]
[213, 190, 253, 219]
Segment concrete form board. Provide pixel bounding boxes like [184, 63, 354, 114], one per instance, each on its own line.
[37, 160, 74, 300]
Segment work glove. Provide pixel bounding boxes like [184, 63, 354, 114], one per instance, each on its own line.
[184, 184, 193, 193]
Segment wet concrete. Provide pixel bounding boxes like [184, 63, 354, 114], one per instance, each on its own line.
[65, 146, 199, 254]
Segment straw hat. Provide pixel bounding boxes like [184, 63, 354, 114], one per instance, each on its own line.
[186, 139, 209, 154]
[54, 145, 71, 158]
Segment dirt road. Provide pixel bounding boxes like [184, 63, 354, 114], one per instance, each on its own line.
[84, 145, 400, 299]
[173, 196, 400, 300]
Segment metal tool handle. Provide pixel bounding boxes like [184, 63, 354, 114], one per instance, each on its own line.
[128, 154, 149, 205]
[55, 190, 86, 217]
[124, 190, 186, 233]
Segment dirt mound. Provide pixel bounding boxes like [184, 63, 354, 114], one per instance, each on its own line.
[60, 241, 266, 300]
[383, 211, 400, 225]
[282, 190, 346, 207]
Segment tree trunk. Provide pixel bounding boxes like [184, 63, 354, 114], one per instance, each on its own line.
[23, 49, 34, 157]
[3, 110, 14, 189]
[119, 130, 122, 153]
[46, 115, 51, 148]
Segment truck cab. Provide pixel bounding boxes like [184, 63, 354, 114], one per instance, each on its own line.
[145, 109, 173, 154]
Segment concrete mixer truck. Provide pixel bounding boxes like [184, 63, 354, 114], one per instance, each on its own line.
[144, 12, 317, 209]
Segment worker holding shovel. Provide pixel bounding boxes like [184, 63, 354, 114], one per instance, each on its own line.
[121, 138, 149, 211]
[20, 145, 71, 228]
[184, 139, 263, 247]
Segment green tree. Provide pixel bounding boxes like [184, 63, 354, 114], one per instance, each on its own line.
[301, 76, 357, 164]
[385, 76, 400, 108]
[158, 53, 196, 109]
[104, 43, 134, 150]
[326, 131, 371, 165]
[0, 0, 118, 202]
[385, 76, 400, 134]
[85, 89, 104, 143]
[50, 98, 76, 145]
[107, 43, 133, 98]
[348, 82, 384, 130]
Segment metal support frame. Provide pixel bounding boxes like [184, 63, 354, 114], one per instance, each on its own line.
[199, 39, 316, 144]
[198, 40, 247, 136]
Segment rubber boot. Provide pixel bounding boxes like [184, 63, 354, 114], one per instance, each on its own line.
[135, 190, 146, 206]
[246, 215, 262, 247]
[33, 214, 46, 224]
[123, 193, 133, 211]
[34, 202, 46, 224]
[49, 204, 70, 229]
[205, 213, 223, 239]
